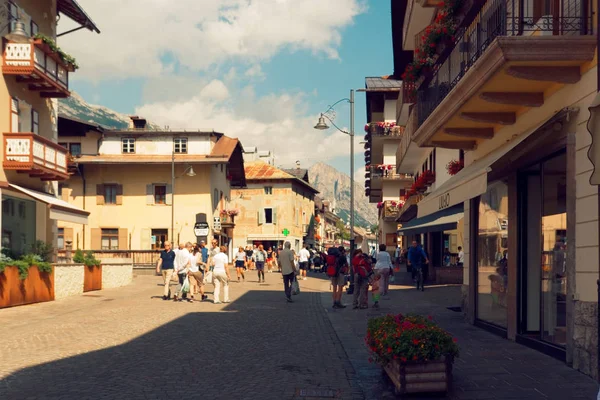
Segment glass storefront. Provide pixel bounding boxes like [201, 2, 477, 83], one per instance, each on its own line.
[1, 195, 36, 256]
[476, 181, 509, 328]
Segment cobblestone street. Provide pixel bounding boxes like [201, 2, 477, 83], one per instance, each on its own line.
[1, 270, 599, 400]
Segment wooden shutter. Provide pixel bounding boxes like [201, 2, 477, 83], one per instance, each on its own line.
[165, 184, 172, 205]
[146, 184, 154, 205]
[258, 210, 264, 225]
[10, 98, 18, 132]
[273, 207, 277, 224]
[64, 228, 74, 247]
[91, 228, 102, 250]
[116, 185, 123, 205]
[140, 228, 151, 250]
[96, 184, 104, 205]
[118, 228, 128, 250]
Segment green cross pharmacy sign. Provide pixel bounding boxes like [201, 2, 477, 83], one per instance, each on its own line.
[282, 229, 290, 237]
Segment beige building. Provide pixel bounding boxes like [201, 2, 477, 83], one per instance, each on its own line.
[314, 195, 341, 251]
[0, 1, 98, 256]
[392, 0, 599, 378]
[57, 116, 245, 252]
[230, 161, 317, 253]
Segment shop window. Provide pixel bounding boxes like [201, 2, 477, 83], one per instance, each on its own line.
[104, 185, 118, 205]
[151, 229, 168, 249]
[57, 228, 64, 250]
[154, 185, 166, 204]
[174, 138, 187, 153]
[101, 229, 119, 250]
[122, 138, 135, 153]
[264, 186, 273, 195]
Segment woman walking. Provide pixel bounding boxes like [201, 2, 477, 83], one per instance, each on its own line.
[254, 244, 268, 283]
[375, 243, 393, 298]
[351, 249, 369, 309]
[266, 247, 274, 273]
[235, 247, 247, 282]
[212, 245, 231, 304]
[188, 245, 207, 301]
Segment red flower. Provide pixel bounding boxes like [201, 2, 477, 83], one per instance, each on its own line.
[412, 339, 419, 345]
[453, 338, 458, 343]
[413, 356, 418, 361]
[387, 347, 393, 353]
[400, 357, 407, 362]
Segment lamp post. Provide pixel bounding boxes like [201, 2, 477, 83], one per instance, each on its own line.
[314, 89, 357, 293]
[171, 150, 196, 244]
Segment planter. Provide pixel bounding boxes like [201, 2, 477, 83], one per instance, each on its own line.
[0, 265, 54, 308]
[83, 265, 102, 292]
[383, 356, 453, 396]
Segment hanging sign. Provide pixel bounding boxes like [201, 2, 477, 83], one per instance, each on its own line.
[194, 222, 209, 236]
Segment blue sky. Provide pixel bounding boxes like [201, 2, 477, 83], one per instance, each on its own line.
[63, 0, 394, 176]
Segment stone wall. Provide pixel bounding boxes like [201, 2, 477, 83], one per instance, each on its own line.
[54, 265, 84, 300]
[101, 261, 133, 289]
[572, 300, 598, 380]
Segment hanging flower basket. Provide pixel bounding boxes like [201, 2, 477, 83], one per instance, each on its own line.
[446, 159, 464, 175]
[423, 170, 436, 185]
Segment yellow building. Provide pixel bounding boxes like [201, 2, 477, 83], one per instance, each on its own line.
[314, 196, 341, 250]
[394, 0, 598, 378]
[0, 1, 98, 255]
[230, 161, 318, 253]
[57, 116, 245, 253]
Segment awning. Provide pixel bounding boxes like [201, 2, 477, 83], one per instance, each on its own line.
[399, 205, 464, 236]
[57, 0, 101, 33]
[8, 184, 89, 225]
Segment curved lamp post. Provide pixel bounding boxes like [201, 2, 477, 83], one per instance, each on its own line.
[314, 90, 357, 294]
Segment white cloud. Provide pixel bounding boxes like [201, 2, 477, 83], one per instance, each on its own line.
[60, 0, 365, 81]
[135, 80, 363, 165]
[244, 64, 265, 80]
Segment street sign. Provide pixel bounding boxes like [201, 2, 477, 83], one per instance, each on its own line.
[194, 222, 209, 237]
[282, 228, 290, 237]
[213, 217, 221, 231]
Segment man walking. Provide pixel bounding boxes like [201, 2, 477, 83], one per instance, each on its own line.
[298, 244, 310, 280]
[407, 240, 429, 291]
[156, 241, 176, 300]
[200, 241, 209, 266]
[278, 241, 297, 302]
[457, 246, 464, 267]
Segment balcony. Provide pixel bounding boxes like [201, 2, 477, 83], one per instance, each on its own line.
[3, 38, 74, 98]
[3, 133, 69, 180]
[411, 0, 596, 149]
[403, 0, 437, 50]
[396, 108, 431, 174]
[371, 166, 414, 183]
[381, 200, 403, 222]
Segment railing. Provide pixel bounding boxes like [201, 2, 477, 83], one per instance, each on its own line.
[3, 132, 68, 178]
[57, 250, 162, 268]
[383, 201, 402, 220]
[417, 0, 593, 126]
[372, 166, 414, 181]
[367, 123, 405, 137]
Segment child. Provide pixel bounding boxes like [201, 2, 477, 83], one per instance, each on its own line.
[371, 273, 381, 309]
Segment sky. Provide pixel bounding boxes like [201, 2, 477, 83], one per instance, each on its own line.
[59, 0, 394, 177]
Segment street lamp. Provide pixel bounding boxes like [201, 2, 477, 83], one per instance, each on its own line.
[314, 89, 358, 294]
[171, 150, 196, 244]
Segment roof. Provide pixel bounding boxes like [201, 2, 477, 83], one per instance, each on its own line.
[57, 0, 100, 33]
[58, 114, 104, 135]
[390, 0, 414, 78]
[365, 76, 403, 91]
[75, 154, 230, 164]
[211, 136, 243, 158]
[282, 168, 309, 182]
[245, 161, 318, 193]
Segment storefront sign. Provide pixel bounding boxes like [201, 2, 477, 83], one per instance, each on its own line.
[438, 193, 451, 210]
[213, 217, 221, 231]
[194, 222, 209, 237]
[418, 172, 487, 218]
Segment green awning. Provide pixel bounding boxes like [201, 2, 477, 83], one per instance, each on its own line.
[398, 204, 463, 236]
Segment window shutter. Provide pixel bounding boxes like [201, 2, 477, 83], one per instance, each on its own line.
[258, 210, 264, 225]
[118, 228, 128, 250]
[140, 228, 151, 250]
[146, 184, 154, 205]
[166, 184, 172, 205]
[96, 184, 104, 205]
[116, 185, 123, 205]
[10, 98, 18, 133]
[91, 228, 102, 250]
[273, 207, 277, 224]
[64, 228, 74, 247]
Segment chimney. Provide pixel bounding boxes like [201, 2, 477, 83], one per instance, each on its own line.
[129, 116, 147, 130]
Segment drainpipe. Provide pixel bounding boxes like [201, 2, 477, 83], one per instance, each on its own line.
[78, 164, 86, 250]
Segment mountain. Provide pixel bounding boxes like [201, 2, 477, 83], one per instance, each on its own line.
[59, 93, 161, 130]
[308, 162, 377, 228]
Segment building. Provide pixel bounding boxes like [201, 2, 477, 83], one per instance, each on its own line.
[57, 115, 245, 253]
[394, 0, 598, 378]
[243, 147, 274, 165]
[314, 195, 341, 251]
[0, 1, 99, 256]
[230, 161, 318, 253]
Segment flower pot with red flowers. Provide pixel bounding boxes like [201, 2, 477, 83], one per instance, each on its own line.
[366, 314, 459, 396]
[423, 170, 436, 185]
[446, 159, 464, 176]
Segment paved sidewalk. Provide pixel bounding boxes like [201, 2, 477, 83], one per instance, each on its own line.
[0, 271, 361, 400]
[321, 275, 600, 399]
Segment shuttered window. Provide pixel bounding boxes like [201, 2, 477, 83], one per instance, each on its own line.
[31, 109, 39, 134]
[101, 229, 119, 250]
[10, 98, 19, 132]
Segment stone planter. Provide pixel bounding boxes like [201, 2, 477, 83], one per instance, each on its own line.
[0, 265, 54, 308]
[383, 356, 453, 396]
[83, 265, 102, 292]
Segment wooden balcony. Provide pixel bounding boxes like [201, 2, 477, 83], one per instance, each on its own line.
[382, 201, 401, 222]
[3, 132, 69, 180]
[3, 39, 73, 98]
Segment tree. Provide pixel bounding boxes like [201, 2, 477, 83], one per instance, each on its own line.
[335, 219, 350, 241]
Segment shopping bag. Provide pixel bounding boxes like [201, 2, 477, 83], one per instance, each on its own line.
[291, 277, 300, 295]
[181, 276, 190, 294]
[203, 271, 214, 285]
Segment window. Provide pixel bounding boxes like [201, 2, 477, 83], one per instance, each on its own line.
[101, 229, 119, 250]
[264, 208, 273, 224]
[10, 97, 18, 132]
[151, 229, 168, 250]
[69, 143, 81, 156]
[31, 109, 39, 134]
[174, 138, 188, 153]
[7, 2, 17, 32]
[154, 185, 166, 204]
[57, 228, 64, 250]
[122, 138, 135, 153]
[30, 21, 38, 36]
[264, 186, 273, 195]
[104, 184, 118, 205]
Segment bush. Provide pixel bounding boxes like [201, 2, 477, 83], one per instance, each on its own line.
[28, 240, 54, 262]
[365, 314, 459, 365]
[0, 253, 52, 280]
[73, 249, 85, 263]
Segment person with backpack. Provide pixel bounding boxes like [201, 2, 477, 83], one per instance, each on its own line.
[407, 240, 429, 291]
[351, 249, 371, 309]
[326, 246, 348, 309]
[253, 244, 268, 283]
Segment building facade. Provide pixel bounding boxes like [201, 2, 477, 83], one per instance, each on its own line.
[394, 0, 599, 378]
[230, 161, 317, 253]
[57, 116, 245, 253]
[314, 195, 341, 251]
[0, 0, 98, 256]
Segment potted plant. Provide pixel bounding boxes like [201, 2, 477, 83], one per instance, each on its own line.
[423, 170, 436, 185]
[446, 159, 464, 175]
[227, 209, 239, 223]
[366, 314, 459, 396]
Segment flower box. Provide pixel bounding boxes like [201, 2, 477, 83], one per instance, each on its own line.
[83, 264, 102, 292]
[0, 265, 54, 308]
[383, 356, 453, 395]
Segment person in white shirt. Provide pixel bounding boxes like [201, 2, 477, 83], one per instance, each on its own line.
[174, 242, 192, 302]
[298, 244, 311, 280]
[375, 243, 393, 298]
[188, 245, 207, 301]
[211, 245, 231, 304]
[457, 246, 464, 267]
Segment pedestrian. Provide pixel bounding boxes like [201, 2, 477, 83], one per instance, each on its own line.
[245, 246, 254, 270]
[278, 241, 297, 303]
[188, 245, 207, 301]
[351, 249, 369, 309]
[327, 246, 348, 309]
[267, 247, 274, 273]
[371, 273, 381, 309]
[156, 241, 176, 300]
[313, 251, 323, 273]
[375, 243, 393, 298]
[235, 246, 247, 282]
[407, 240, 429, 291]
[457, 246, 464, 267]
[174, 242, 193, 302]
[200, 241, 209, 266]
[211, 245, 231, 304]
[253, 244, 268, 283]
[394, 245, 401, 271]
[298, 244, 310, 281]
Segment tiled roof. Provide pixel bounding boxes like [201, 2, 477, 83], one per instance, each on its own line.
[211, 136, 242, 158]
[245, 161, 319, 193]
[365, 76, 403, 90]
[282, 168, 309, 182]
